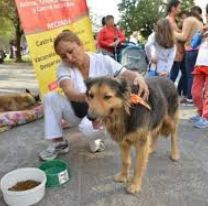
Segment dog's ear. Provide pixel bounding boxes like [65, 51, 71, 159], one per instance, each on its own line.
[25, 88, 31, 94]
[117, 78, 129, 94]
[85, 78, 94, 89]
[34, 94, 40, 102]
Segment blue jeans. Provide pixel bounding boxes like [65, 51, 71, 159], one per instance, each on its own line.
[185, 50, 198, 99]
[170, 59, 187, 96]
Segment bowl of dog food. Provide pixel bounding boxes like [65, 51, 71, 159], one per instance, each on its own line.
[39, 160, 70, 187]
[0, 167, 46, 206]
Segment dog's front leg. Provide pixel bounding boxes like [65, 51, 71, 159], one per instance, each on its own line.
[127, 135, 150, 194]
[114, 140, 131, 183]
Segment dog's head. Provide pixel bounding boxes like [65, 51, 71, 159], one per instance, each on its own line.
[25, 89, 40, 104]
[85, 77, 129, 120]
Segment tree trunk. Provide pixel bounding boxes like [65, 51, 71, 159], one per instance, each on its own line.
[15, 9, 23, 62]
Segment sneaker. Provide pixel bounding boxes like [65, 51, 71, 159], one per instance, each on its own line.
[39, 139, 69, 161]
[194, 117, 208, 129]
[180, 97, 188, 104]
[89, 139, 105, 153]
[181, 98, 194, 107]
[190, 115, 201, 123]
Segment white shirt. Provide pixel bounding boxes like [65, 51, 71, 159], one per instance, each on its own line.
[57, 53, 126, 93]
[145, 33, 176, 74]
[195, 40, 208, 66]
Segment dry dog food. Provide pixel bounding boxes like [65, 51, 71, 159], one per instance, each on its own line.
[8, 180, 41, 191]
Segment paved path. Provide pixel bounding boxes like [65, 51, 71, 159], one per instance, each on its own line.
[0, 64, 208, 206]
[0, 63, 38, 94]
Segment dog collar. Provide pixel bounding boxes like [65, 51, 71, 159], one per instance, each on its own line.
[130, 94, 151, 110]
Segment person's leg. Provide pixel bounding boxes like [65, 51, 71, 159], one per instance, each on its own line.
[202, 76, 208, 120]
[192, 75, 208, 128]
[170, 61, 180, 82]
[40, 92, 81, 160]
[185, 50, 198, 100]
[44, 92, 81, 140]
[191, 74, 204, 116]
[178, 58, 187, 96]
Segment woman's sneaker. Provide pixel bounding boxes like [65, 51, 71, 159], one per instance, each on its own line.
[194, 117, 208, 129]
[190, 115, 201, 123]
[39, 139, 69, 161]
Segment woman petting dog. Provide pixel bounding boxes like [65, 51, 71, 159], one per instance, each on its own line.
[39, 30, 148, 161]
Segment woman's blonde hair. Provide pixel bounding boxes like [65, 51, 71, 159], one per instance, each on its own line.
[155, 18, 175, 48]
[54, 30, 82, 53]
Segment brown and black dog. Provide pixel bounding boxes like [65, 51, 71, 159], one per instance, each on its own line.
[85, 76, 180, 194]
[0, 89, 40, 112]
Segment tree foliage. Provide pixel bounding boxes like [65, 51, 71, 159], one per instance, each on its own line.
[118, 0, 195, 39]
[118, 0, 166, 39]
[0, 17, 14, 49]
[0, 0, 23, 62]
[181, 0, 195, 11]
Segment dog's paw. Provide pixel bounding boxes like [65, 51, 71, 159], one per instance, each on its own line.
[126, 183, 141, 194]
[170, 152, 180, 161]
[113, 173, 128, 183]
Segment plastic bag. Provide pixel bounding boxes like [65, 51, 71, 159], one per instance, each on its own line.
[146, 64, 159, 77]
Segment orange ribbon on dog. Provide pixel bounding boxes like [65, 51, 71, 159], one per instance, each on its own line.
[130, 94, 151, 110]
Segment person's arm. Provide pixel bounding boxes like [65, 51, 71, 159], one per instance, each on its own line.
[59, 79, 86, 102]
[117, 29, 126, 43]
[174, 18, 192, 41]
[145, 33, 157, 63]
[57, 63, 86, 102]
[102, 55, 149, 99]
[167, 46, 176, 73]
[97, 29, 112, 48]
[120, 70, 149, 100]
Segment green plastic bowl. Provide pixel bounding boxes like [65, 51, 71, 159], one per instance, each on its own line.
[39, 160, 70, 187]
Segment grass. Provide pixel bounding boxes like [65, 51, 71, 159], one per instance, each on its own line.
[4, 54, 32, 64]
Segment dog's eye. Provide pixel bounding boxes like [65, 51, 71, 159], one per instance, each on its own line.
[103, 95, 112, 100]
[88, 93, 94, 99]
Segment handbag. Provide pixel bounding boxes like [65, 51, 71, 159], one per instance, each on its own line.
[146, 63, 159, 77]
[191, 31, 202, 49]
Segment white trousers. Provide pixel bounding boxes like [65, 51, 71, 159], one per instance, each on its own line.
[44, 92, 103, 140]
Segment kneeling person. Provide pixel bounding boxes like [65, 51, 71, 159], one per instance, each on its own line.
[39, 30, 148, 161]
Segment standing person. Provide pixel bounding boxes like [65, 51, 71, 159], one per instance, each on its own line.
[190, 5, 208, 129]
[97, 15, 126, 58]
[166, 1, 190, 98]
[174, 6, 203, 106]
[166, 0, 181, 32]
[145, 18, 176, 77]
[101, 16, 106, 27]
[39, 30, 149, 161]
[207, 4, 208, 23]
[176, 11, 190, 97]
[95, 16, 106, 52]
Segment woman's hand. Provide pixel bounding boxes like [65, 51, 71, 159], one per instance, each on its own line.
[109, 39, 120, 47]
[121, 70, 149, 100]
[133, 75, 149, 100]
[159, 72, 169, 77]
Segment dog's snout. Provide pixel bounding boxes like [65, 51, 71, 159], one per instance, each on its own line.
[87, 110, 98, 121]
